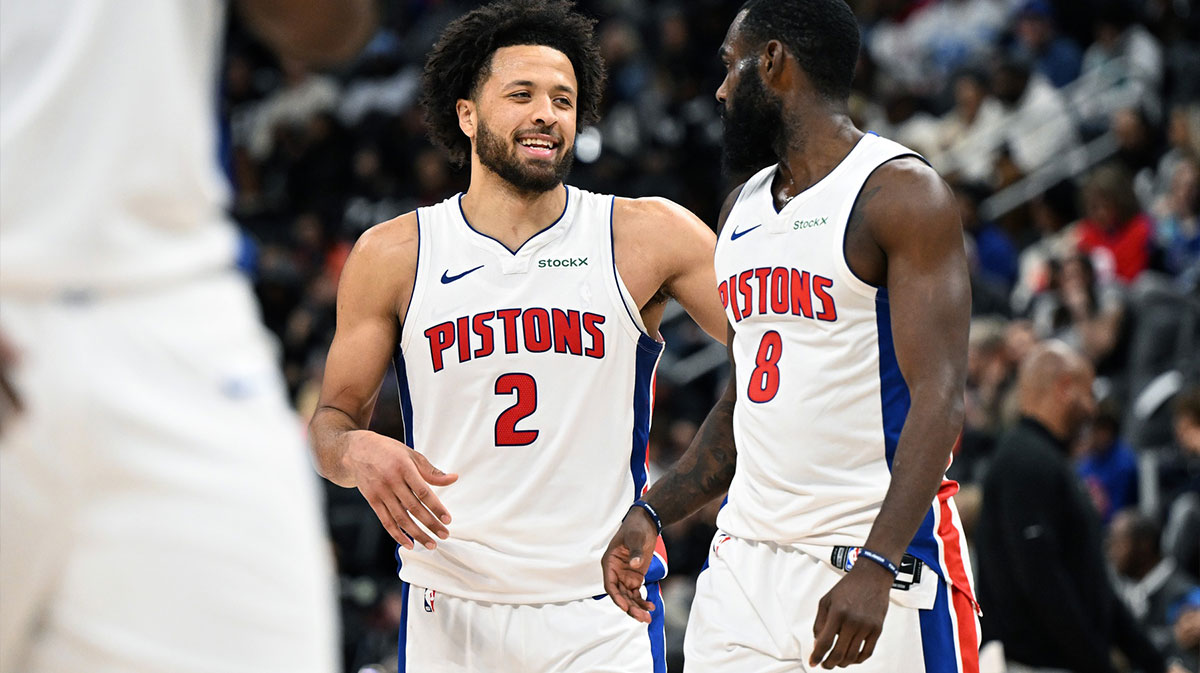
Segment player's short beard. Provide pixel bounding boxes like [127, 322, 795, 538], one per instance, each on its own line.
[475, 119, 574, 194]
[721, 65, 785, 175]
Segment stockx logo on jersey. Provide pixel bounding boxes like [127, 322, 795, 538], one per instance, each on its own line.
[538, 257, 588, 268]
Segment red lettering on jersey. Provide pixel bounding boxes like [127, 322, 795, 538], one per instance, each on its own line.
[583, 313, 606, 358]
[552, 309, 583, 355]
[754, 267, 772, 316]
[496, 308, 522, 353]
[523, 308, 553, 353]
[718, 279, 729, 310]
[456, 316, 471, 363]
[813, 275, 837, 321]
[424, 322, 455, 372]
[472, 311, 495, 358]
[728, 274, 743, 321]
[737, 270, 754, 321]
[770, 267, 789, 314]
[790, 269, 814, 319]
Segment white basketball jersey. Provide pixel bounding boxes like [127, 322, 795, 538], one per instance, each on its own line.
[713, 133, 975, 597]
[396, 186, 667, 603]
[0, 0, 236, 294]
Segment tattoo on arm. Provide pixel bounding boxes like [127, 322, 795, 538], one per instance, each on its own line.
[643, 393, 737, 525]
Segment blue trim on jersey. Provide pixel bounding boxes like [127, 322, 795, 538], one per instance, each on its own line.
[393, 346, 415, 447]
[398, 582, 411, 673]
[646, 582, 667, 673]
[874, 288, 910, 470]
[877, 288, 947, 580]
[631, 333, 667, 584]
[457, 185, 569, 255]
[918, 579, 960, 672]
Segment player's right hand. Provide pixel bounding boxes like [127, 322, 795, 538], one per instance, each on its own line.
[601, 507, 658, 623]
[343, 430, 458, 551]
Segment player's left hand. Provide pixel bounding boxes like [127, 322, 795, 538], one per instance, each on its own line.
[809, 560, 893, 669]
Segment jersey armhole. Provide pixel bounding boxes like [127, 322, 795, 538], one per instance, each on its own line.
[834, 153, 927, 300]
[398, 208, 427, 352]
[607, 195, 661, 343]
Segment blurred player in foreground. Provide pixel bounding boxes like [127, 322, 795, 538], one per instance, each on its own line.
[0, 2, 374, 671]
[604, 0, 982, 670]
[308, 1, 727, 671]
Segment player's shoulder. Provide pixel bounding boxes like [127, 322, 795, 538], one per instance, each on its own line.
[611, 195, 711, 240]
[343, 211, 419, 286]
[857, 155, 957, 238]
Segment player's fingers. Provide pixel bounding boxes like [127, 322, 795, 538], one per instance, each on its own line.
[398, 460, 454, 526]
[395, 486, 450, 540]
[809, 600, 838, 667]
[364, 494, 414, 550]
[820, 623, 862, 669]
[379, 491, 438, 550]
[854, 626, 882, 664]
[409, 450, 459, 487]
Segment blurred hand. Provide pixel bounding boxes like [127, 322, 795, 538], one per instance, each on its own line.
[343, 430, 458, 550]
[0, 329, 22, 438]
[601, 507, 658, 623]
[810, 561, 893, 669]
[1176, 609, 1200, 649]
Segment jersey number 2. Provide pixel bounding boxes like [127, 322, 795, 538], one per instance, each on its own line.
[495, 373, 539, 446]
[747, 331, 782, 403]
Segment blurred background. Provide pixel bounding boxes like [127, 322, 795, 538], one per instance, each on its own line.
[214, 0, 1200, 670]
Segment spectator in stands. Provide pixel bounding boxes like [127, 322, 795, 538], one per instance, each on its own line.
[991, 54, 1081, 177]
[1078, 162, 1156, 283]
[1078, 402, 1140, 524]
[1012, 179, 1081, 315]
[1108, 508, 1200, 669]
[1170, 589, 1200, 673]
[931, 68, 1006, 183]
[957, 181, 1019, 290]
[1082, 0, 1165, 120]
[1028, 253, 1126, 367]
[975, 341, 1170, 673]
[1162, 387, 1200, 581]
[1152, 155, 1200, 285]
[1012, 0, 1083, 88]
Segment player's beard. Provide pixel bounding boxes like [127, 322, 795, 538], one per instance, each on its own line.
[720, 66, 784, 176]
[475, 120, 574, 194]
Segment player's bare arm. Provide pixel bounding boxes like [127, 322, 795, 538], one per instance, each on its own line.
[611, 196, 727, 342]
[309, 213, 459, 551]
[810, 158, 971, 669]
[603, 186, 744, 622]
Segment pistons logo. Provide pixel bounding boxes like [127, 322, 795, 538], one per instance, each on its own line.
[423, 588, 437, 613]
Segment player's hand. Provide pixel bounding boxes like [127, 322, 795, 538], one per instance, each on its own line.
[0, 329, 22, 439]
[810, 560, 893, 669]
[601, 507, 658, 623]
[343, 429, 458, 550]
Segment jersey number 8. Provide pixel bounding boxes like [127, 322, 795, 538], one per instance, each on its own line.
[748, 331, 782, 403]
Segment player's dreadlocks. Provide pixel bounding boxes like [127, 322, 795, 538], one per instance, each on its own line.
[420, 0, 606, 166]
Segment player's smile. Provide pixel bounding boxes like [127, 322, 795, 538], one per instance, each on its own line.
[515, 132, 560, 159]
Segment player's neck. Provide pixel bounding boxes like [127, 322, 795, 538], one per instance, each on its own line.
[460, 168, 568, 251]
[772, 111, 860, 204]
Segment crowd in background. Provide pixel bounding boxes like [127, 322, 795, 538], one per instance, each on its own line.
[217, 0, 1200, 670]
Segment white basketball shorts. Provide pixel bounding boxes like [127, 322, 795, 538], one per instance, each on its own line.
[684, 532, 980, 673]
[398, 582, 666, 672]
[0, 272, 337, 673]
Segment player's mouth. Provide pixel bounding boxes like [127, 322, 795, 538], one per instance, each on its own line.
[516, 134, 559, 159]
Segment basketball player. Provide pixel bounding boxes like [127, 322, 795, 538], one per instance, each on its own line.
[603, 1, 981, 671]
[307, 1, 726, 671]
[0, 2, 373, 672]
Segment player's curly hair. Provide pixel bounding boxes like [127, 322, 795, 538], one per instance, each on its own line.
[420, 0, 606, 166]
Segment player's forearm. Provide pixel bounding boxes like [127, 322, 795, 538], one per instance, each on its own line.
[642, 395, 737, 526]
[309, 405, 367, 487]
[862, 387, 963, 563]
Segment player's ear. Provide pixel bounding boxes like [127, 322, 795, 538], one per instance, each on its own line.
[762, 39, 786, 83]
[457, 99, 476, 140]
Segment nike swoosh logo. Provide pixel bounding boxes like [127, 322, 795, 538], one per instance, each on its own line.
[440, 265, 484, 284]
[730, 224, 762, 240]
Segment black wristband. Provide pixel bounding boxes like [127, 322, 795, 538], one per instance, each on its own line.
[628, 499, 663, 535]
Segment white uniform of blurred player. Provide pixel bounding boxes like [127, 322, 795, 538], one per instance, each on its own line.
[0, 2, 372, 671]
